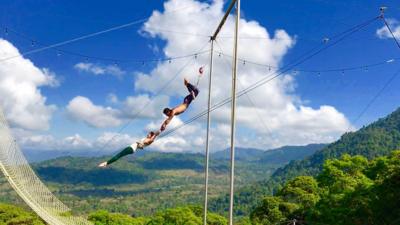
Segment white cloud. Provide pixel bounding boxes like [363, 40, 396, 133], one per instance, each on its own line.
[16, 131, 93, 151]
[66, 96, 122, 128]
[61, 134, 93, 150]
[66, 94, 169, 128]
[376, 18, 400, 39]
[19, 134, 57, 150]
[74, 62, 126, 77]
[134, 0, 353, 150]
[16, 0, 354, 153]
[0, 39, 57, 130]
[148, 117, 204, 152]
[121, 94, 169, 119]
[93, 132, 138, 151]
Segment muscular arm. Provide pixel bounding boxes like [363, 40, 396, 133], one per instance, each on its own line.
[160, 116, 173, 131]
[149, 131, 161, 142]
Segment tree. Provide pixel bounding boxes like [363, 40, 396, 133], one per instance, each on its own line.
[278, 176, 320, 209]
[148, 207, 202, 225]
[250, 196, 298, 225]
[251, 152, 400, 225]
[0, 203, 45, 225]
[88, 210, 149, 225]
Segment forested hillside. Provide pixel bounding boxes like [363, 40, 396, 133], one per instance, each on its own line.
[0, 203, 45, 225]
[249, 151, 400, 225]
[211, 108, 400, 215]
[3, 151, 398, 225]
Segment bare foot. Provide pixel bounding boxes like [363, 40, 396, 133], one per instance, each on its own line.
[184, 78, 189, 86]
[98, 162, 108, 168]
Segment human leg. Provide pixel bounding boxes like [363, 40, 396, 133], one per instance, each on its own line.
[103, 143, 138, 166]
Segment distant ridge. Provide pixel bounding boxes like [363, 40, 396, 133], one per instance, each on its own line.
[211, 144, 325, 164]
[23, 144, 325, 163]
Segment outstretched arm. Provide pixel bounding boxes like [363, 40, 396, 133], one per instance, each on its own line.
[149, 131, 161, 142]
[160, 116, 173, 131]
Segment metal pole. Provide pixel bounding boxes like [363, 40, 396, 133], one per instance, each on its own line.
[211, 0, 238, 40]
[229, 0, 240, 224]
[203, 39, 214, 225]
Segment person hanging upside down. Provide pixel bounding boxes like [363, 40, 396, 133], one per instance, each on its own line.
[160, 78, 199, 131]
[98, 131, 160, 167]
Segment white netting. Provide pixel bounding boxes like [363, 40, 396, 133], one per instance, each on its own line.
[0, 107, 92, 225]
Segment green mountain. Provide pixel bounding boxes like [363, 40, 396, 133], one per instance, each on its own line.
[0, 151, 276, 216]
[258, 144, 326, 165]
[0, 144, 321, 217]
[212, 144, 325, 163]
[212, 148, 264, 161]
[270, 107, 400, 184]
[249, 151, 400, 225]
[210, 107, 400, 216]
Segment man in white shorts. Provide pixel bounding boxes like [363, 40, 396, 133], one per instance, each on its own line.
[98, 130, 160, 167]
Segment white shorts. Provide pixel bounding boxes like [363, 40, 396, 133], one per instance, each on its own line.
[130, 142, 144, 153]
[130, 143, 138, 153]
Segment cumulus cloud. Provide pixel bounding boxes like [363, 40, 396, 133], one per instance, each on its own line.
[120, 94, 169, 119]
[12, 127, 138, 152]
[66, 94, 169, 128]
[0, 39, 57, 130]
[93, 132, 138, 151]
[134, 0, 353, 150]
[376, 18, 400, 39]
[21, 0, 354, 153]
[74, 62, 126, 77]
[67, 96, 122, 128]
[146, 117, 204, 152]
[17, 132, 93, 151]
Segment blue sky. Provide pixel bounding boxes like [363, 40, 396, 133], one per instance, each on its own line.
[1, 0, 400, 153]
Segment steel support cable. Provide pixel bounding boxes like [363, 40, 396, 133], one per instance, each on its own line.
[239, 16, 380, 97]
[19, 23, 394, 73]
[381, 17, 400, 49]
[213, 17, 397, 71]
[2, 19, 390, 70]
[346, 67, 400, 131]
[0, 4, 196, 63]
[217, 51, 398, 73]
[1, 26, 210, 64]
[160, 16, 380, 138]
[234, 17, 380, 95]
[99, 41, 211, 151]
